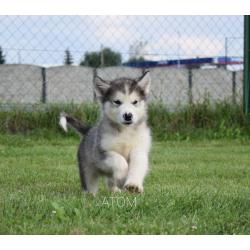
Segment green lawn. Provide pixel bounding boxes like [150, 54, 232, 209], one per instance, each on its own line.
[0, 133, 250, 234]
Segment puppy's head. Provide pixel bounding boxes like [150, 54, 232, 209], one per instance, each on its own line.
[94, 71, 151, 127]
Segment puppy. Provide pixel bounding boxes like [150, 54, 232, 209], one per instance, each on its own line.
[59, 71, 151, 195]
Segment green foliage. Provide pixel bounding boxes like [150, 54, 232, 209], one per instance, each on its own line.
[0, 100, 250, 140]
[80, 47, 122, 67]
[148, 100, 250, 140]
[125, 56, 145, 64]
[0, 103, 99, 135]
[64, 49, 74, 65]
[0, 46, 6, 64]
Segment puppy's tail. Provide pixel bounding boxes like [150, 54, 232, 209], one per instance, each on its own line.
[59, 112, 90, 135]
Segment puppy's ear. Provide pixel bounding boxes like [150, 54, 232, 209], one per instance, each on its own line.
[94, 76, 111, 97]
[137, 71, 151, 96]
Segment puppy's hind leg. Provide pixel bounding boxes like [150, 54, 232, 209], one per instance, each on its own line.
[77, 154, 98, 195]
[85, 171, 99, 196]
[78, 160, 88, 192]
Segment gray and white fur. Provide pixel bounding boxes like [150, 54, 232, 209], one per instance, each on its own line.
[59, 71, 151, 195]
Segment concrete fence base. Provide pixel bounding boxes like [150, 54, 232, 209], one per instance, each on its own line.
[0, 64, 243, 106]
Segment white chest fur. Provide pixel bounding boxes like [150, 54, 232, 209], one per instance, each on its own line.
[101, 124, 150, 160]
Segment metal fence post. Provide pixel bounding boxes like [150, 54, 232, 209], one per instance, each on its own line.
[244, 15, 250, 114]
[232, 71, 236, 104]
[93, 68, 97, 101]
[188, 69, 193, 104]
[41, 67, 47, 103]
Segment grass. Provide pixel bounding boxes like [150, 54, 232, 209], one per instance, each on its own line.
[1, 100, 250, 140]
[1, 133, 250, 234]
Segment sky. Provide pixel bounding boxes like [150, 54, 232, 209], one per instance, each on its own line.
[0, 15, 244, 66]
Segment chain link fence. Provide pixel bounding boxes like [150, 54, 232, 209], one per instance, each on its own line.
[0, 15, 244, 109]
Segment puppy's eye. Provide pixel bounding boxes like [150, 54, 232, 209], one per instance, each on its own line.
[132, 100, 138, 105]
[113, 100, 122, 105]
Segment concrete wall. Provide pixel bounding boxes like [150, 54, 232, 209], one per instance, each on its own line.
[235, 70, 243, 103]
[149, 68, 189, 107]
[97, 66, 142, 80]
[46, 66, 93, 103]
[0, 64, 244, 106]
[192, 68, 233, 102]
[0, 64, 42, 103]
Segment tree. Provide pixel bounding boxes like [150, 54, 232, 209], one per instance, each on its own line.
[80, 51, 100, 68]
[126, 56, 145, 64]
[64, 49, 74, 65]
[80, 47, 121, 67]
[0, 46, 6, 64]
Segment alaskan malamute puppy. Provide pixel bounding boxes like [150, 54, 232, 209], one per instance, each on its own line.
[59, 71, 151, 195]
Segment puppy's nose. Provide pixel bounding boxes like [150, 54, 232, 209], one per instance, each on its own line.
[123, 112, 133, 121]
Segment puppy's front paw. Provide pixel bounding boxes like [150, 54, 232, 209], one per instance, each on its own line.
[124, 183, 143, 193]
